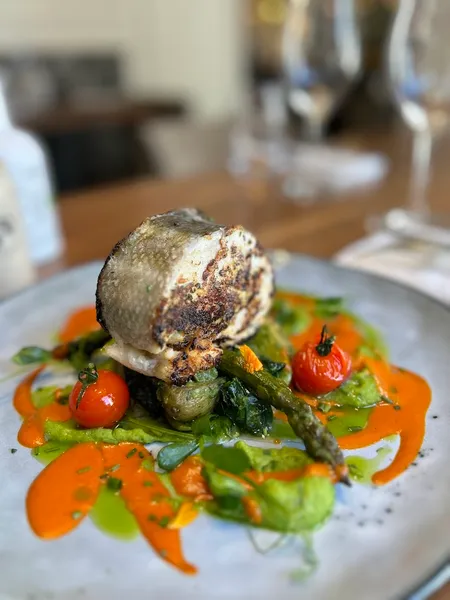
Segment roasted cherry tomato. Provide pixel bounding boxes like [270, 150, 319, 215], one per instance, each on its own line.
[292, 325, 351, 396]
[69, 365, 130, 428]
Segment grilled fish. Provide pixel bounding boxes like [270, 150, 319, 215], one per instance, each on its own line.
[96, 209, 273, 384]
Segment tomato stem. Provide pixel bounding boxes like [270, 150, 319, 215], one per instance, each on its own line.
[75, 362, 98, 408]
[316, 326, 335, 357]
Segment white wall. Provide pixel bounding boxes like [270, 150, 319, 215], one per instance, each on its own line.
[0, 0, 247, 119]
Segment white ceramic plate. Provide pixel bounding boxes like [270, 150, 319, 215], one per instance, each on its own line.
[1, 256, 449, 600]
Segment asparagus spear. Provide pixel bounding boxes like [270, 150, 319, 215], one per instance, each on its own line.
[219, 348, 350, 485]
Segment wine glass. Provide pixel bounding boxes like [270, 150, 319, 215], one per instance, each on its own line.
[281, 0, 361, 198]
[282, 0, 361, 142]
[387, 0, 450, 215]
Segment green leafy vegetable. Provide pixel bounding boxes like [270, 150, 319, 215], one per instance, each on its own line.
[271, 299, 311, 335]
[202, 444, 252, 475]
[260, 357, 286, 376]
[12, 346, 52, 365]
[235, 442, 312, 472]
[353, 317, 389, 360]
[66, 330, 111, 371]
[190, 414, 238, 443]
[218, 378, 273, 437]
[320, 369, 381, 409]
[315, 297, 344, 319]
[219, 349, 347, 478]
[157, 440, 199, 471]
[106, 477, 123, 492]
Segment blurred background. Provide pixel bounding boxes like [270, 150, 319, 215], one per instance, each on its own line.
[1, 0, 450, 310]
[0, 0, 396, 192]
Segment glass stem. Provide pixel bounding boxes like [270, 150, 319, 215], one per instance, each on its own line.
[410, 129, 432, 214]
[308, 118, 324, 144]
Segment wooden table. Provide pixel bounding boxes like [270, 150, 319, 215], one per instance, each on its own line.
[40, 128, 448, 278]
[37, 128, 450, 598]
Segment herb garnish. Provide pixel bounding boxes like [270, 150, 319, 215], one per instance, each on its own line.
[108, 464, 120, 472]
[106, 477, 123, 492]
[126, 448, 137, 459]
[71, 511, 83, 520]
[143, 481, 153, 487]
[380, 394, 401, 411]
[10, 448, 18, 454]
[159, 516, 170, 528]
[76, 466, 91, 474]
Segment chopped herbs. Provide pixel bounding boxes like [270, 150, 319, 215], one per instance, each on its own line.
[108, 464, 121, 472]
[348, 426, 363, 433]
[10, 448, 18, 454]
[147, 514, 157, 522]
[106, 477, 123, 492]
[143, 481, 153, 487]
[71, 511, 83, 520]
[327, 415, 338, 422]
[159, 516, 170, 528]
[380, 395, 401, 411]
[126, 448, 137, 459]
[142, 459, 153, 472]
[138, 451, 145, 459]
[76, 466, 92, 474]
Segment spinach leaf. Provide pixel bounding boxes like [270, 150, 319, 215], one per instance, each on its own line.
[314, 297, 344, 319]
[260, 357, 286, 376]
[201, 444, 251, 475]
[235, 441, 312, 472]
[271, 299, 311, 335]
[218, 378, 273, 437]
[12, 346, 52, 365]
[157, 440, 199, 471]
[190, 413, 238, 443]
[67, 330, 111, 371]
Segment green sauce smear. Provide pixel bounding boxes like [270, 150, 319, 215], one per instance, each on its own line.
[346, 445, 392, 484]
[90, 487, 139, 540]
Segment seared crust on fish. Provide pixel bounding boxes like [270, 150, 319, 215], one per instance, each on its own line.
[96, 208, 273, 383]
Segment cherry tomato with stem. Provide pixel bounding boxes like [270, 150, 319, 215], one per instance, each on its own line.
[292, 325, 352, 396]
[69, 364, 130, 428]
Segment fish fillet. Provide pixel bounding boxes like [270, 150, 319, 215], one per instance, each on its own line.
[96, 209, 273, 383]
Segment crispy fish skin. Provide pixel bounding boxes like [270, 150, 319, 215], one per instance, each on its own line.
[96, 209, 273, 383]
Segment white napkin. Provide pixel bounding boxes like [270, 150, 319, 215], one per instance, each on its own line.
[335, 232, 450, 305]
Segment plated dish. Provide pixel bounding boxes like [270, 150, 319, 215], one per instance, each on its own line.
[1, 210, 449, 600]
